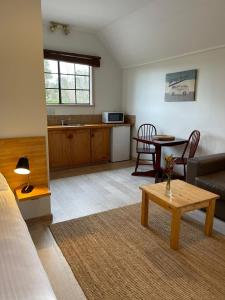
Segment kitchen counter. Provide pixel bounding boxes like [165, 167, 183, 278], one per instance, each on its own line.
[48, 123, 131, 130]
[48, 123, 131, 169]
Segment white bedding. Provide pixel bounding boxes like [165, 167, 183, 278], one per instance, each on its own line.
[0, 185, 56, 299]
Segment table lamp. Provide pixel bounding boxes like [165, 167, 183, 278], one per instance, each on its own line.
[14, 157, 34, 193]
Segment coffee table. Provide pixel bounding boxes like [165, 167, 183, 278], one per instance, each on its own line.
[140, 180, 219, 250]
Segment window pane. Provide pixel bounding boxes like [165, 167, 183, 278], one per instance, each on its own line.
[76, 90, 90, 104]
[60, 61, 75, 74]
[76, 76, 89, 89]
[44, 59, 58, 73]
[45, 73, 58, 88]
[61, 90, 75, 104]
[44, 59, 92, 106]
[45, 89, 59, 104]
[61, 75, 75, 89]
[75, 64, 89, 75]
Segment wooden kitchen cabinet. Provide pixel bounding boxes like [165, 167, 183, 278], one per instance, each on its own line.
[48, 130, 71, 168]
[48, 126, 110, 169]
[48, 129, 91, 168]
[91, 128, 110, 162]
[70, 129, 91, 165]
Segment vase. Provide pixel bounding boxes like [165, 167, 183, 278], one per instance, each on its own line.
[165, 177, 172, 197]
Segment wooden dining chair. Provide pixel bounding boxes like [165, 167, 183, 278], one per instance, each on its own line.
[134, 124, 157, 172]
[174, 130, 200, 179]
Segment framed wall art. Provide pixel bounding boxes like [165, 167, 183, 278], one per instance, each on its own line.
[165, 69, 197, 102]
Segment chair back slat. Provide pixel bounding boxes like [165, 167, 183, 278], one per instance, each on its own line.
[182, 130, 200, 159]
[137, 124, 157, 151]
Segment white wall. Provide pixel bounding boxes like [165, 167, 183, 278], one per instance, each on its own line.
[43, 24, 122, 115]
[98, 0, 225, 68]
[0, 1, 51, 219]
[122, 47, 225, 158]
[0, 0, 47, 138]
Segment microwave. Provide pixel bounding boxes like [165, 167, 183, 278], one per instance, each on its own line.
[102, 112, 124, 123]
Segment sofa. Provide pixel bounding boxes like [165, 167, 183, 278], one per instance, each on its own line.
[0, 173, 56, 300]
[187, 153, 225, 221]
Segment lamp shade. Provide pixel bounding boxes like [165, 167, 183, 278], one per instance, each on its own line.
[14, 157, 30, 175]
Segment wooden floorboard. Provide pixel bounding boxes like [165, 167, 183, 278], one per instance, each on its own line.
[28, 161, 225, 300]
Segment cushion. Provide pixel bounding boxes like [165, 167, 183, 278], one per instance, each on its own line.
[196, 170, 225, 199]
[0, 173, 9, 191]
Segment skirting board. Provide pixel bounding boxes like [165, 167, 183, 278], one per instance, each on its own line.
[25, 214, 53, 225]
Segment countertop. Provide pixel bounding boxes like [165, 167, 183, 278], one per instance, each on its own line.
[48, 123, 131, 130]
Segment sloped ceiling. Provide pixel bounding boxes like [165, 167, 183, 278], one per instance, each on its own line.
[42, 0, 225, 68]
[97, 0, 225, 67]
[41, 0, 150, 31]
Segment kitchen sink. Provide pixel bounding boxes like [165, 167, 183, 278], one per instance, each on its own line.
[62, 123, 82, 126]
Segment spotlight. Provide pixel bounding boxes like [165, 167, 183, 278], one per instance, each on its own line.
[49, 21, 70, 35]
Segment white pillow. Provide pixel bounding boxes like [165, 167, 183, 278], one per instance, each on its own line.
[0, 173, 9, 191]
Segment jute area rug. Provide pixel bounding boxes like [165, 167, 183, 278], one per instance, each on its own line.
[50, 203, 225, 300]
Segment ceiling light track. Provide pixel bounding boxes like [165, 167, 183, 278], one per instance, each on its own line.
[49, 21, 70, 35]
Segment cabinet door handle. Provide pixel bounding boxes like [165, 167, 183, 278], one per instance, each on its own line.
[67, 134, 73, 139]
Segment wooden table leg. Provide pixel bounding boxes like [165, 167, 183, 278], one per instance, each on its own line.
[170, 209, 181, 250]
[205, 199, 216, 236]
[155, 145, 161, 171]
[154, 145, 162, 183]
[141, 191, 149, 227]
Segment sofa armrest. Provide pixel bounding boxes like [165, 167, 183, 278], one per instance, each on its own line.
[186, 153, 225, 185]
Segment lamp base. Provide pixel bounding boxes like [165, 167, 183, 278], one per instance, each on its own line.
[21, 185, 34, 194]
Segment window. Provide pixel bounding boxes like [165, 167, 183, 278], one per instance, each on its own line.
[44, 59, 92, 105]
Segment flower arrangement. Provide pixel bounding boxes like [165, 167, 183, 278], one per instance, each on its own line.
[164, 155, 175, 197]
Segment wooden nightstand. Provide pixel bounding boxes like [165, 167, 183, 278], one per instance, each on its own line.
[15, 185, 52, 222]
[15, 185, 51, 201]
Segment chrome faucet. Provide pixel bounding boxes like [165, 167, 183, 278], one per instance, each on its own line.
[61, 120, 65, 126]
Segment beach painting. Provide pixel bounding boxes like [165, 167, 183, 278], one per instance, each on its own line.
[165, 69, 197, 102]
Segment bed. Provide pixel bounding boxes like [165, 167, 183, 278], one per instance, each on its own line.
[0, 174, 56, 299]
